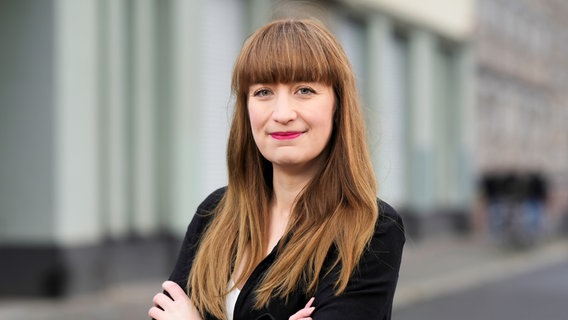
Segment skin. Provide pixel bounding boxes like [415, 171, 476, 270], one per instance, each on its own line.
[149, 82, 334, 319]
[149, 281, 201, 320]
[247, 82, 335, 178]
[248, 82, 335, 259]
[289, 297, 316, 320]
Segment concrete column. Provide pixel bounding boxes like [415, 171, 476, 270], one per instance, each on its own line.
[99, 0, 129, 238]
[54, 0, 101, 245]
[199, 0, 244, 198]
[455, 44, 475, 207]
[366, 14, 391, 198]
[169, 0, 202, 235]
[432, 45, 454, 206]
[154, 0, 174, 233]
[408, 29, 436, 211]
[367, 14, 408, 206]
[0, 0, 56, 243]
[131, 0, 157, 236]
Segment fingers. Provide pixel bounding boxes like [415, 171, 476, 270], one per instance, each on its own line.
[148, 305, 163, 319]
[153, 292, 173, 309]
[288, 309, 314, 320]
[289, 297, 315, 320]
[304, 297, 315, 309]
[162, 281, 187, 302]
[149, 281, 187, 319]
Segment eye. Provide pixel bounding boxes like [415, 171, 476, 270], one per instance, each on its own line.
[296, 87, 316, 95]
[253, 88, 272, 97]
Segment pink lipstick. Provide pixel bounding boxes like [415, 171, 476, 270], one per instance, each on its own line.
[270, 131, 303, 140]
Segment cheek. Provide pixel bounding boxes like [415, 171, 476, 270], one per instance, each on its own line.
[321, 96, 336, 133]
[247, 105, 262, 131]
[247, 106, 270, 146]
[317, 106, 335, 135]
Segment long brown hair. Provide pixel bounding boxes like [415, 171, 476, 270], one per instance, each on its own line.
[188, 19, 378, 319]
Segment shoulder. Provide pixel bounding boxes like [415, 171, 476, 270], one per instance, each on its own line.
[376, 199, 405, 239]
[347, 199, 405, 292]
[310, 200, 405, 318]
[167, 187, 227, 287]
[184, 187, 227, 244]
[197, 186, 227, 214]
[361, 199, 406, 271]
[326, 199, 405, 279]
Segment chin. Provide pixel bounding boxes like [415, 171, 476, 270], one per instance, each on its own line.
[272, 158, 301, 167]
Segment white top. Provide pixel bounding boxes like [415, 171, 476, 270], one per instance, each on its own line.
[225, 280, 241, 320]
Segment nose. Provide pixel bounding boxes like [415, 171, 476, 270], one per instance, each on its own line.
[272, 92, 297, 124]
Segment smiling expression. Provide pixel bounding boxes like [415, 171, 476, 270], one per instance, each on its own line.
[247, 82, 335, 172]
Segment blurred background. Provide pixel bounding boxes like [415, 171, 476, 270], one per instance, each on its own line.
[1, 0, 567, 319]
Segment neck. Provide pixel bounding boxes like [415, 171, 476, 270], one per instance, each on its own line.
[271, 166, 314, 216]
[264, 165, 317, 256]
[270, 153, 326, 211]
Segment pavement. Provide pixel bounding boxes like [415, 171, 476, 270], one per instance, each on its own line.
[1, 232, 567, 319]
[395, 233, 568, 310]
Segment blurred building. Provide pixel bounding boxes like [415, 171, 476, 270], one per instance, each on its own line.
[0, 0, 476, 296]
[475, 0, 568, 229]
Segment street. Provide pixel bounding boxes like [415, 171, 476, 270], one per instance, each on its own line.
[394, 259, 568, 320]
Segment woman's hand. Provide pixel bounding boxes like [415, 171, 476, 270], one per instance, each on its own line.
[149, 281, 202, 320]
[289, 297, 315, 320]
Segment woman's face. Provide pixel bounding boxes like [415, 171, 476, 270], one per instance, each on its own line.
[247, 82, 335, 173]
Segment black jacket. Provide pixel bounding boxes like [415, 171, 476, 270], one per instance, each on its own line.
[168, 187, 405, 320]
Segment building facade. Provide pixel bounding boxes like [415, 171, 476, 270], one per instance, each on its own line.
[475, 0, 568, 230]
[0, 0, 475, 296]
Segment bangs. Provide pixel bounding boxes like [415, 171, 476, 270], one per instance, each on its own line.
[234, 20, 339, 91]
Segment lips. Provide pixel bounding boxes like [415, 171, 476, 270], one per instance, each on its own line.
[270, 131, 303, 140]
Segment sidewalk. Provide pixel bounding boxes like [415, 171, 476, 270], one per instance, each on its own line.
[395, 233, 568, 310]
[1, 234, 567, 319]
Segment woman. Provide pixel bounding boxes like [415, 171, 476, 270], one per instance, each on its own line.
[149, 19, 405, 320]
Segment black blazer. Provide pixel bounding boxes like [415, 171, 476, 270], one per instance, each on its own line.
[168, 187, 405, 320]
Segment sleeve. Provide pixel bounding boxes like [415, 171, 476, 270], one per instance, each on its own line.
[311, 201, 405, 320]
[168, 187, 227, 290]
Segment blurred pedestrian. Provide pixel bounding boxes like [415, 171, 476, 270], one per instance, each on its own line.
[148, 19, 405, 320]
[521, 172, 548, 240]
[481, 173, 505, 241]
